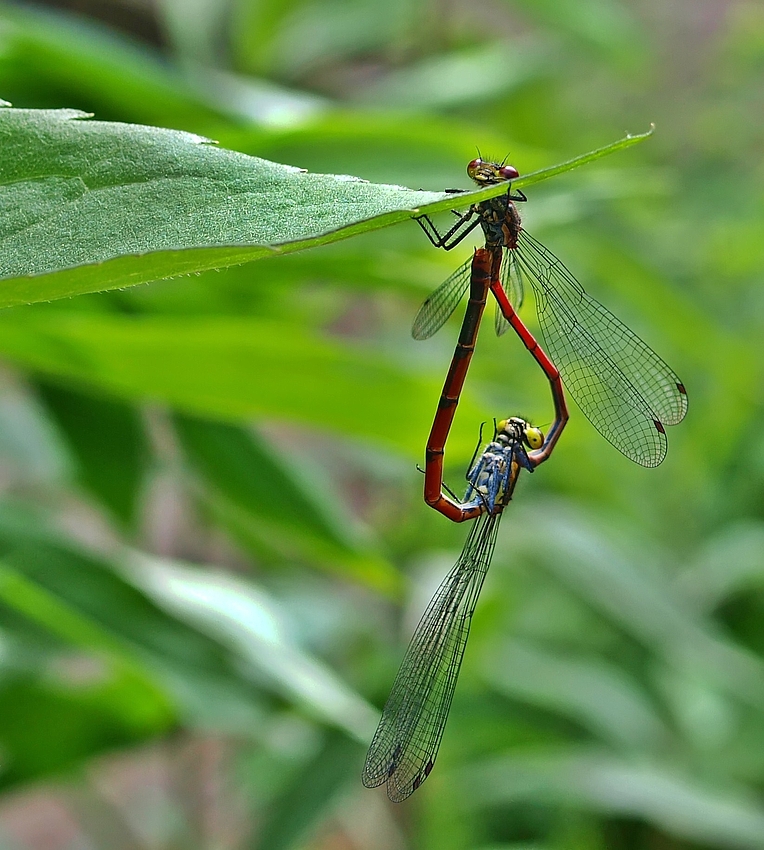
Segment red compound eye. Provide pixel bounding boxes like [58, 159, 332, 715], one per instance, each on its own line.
[467, 158, 483, 174]
[498, 164, 519, 180]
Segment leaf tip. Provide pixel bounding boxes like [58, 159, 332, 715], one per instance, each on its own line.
[627, 123, 655, 140]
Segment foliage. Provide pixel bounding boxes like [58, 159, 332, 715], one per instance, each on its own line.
[0, 1, 761, 849]
[0, 105, 646, 306]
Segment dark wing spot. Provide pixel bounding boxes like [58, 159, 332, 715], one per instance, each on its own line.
[654, 420, 666, 434]
[677, 382, 687, 395]
[412, 775, 422, 791]
[387, 744, 402, 777]
[424, 759, 434, 777]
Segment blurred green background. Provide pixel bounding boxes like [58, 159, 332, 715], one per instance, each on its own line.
[0, 0, 762, 847]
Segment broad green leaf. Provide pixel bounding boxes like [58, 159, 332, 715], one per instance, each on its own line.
[0, 105, 442, 306]
[0, 313, 485, 457]
[0, 106, 652, 307]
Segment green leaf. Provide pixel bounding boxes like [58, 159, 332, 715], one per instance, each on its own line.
[0, 3, 227, 131]
[36, 380, 149, 526]
[0, 106, 652, 307]
[0, 561, 163, 692]
[125, 551, 379, 741]
[253, 730, 364, 850]
[0, 676, 163, 787]
[484, 640, 668, 751]
[0, 558, 176, 783]
[481, 126, 655, 197]
[461, 748, 764, 850]
[0, 312, 485, 457]
[173, 414, 401, 593]
[0, 503, 292, 740]
[0, 106, 444, 307]
[515, 505, 764, 710]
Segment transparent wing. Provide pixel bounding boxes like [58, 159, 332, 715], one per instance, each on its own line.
[515, 231, 687, 467]
[494, 250, 524, 337]
[362, 512, 501, 802]
[412, 256, 473, 340]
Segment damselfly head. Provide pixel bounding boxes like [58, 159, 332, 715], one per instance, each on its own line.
[496, 417, 543, 449]
[467, 158, 519, 185]
[496, 417, 526, 439]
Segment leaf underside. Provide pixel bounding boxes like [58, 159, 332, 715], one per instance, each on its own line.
[0, 106, 653, 307]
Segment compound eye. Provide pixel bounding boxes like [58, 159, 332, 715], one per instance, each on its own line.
[525, 427, 544, 449]
[467, 158, 483, 176]
[499, 164, 519, 180]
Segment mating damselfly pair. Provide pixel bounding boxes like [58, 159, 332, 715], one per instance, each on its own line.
[362, 156, 687, 802]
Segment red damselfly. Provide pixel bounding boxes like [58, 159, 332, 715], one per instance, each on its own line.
[413, 158, 687, 467]
[362, 415, 549, 801]
[422, 246, 567, 521]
